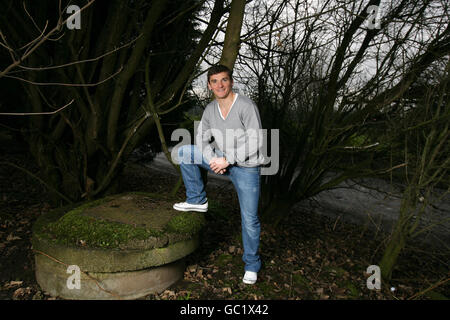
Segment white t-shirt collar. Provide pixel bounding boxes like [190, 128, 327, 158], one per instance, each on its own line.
[217, 93, 238, 120]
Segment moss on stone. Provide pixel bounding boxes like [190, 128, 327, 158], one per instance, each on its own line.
[127, 191, 173, 200]
[165, 212, 206, 235]
[34, 192, 205, 250]
[44, 209, 161, 248]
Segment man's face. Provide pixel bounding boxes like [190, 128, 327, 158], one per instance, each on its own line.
[207, 72, 233, 99]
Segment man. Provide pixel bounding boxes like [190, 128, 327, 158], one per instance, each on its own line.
[173, 64, 264, 285]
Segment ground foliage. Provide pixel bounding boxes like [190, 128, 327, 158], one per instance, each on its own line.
[0, 152, 448, 300]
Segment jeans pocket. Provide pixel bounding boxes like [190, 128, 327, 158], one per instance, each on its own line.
[233, 167, 260, 191]
[240, 166, 260, 173]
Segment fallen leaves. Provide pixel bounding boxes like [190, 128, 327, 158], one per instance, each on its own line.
[0, 157, 448, 302]
[222, 287, 232, 295]
[2, 281, 35, 300]
[161, 290, 176, 299]
[184, 264, 210, 284]
[188, 264, 198, 273]
[314, 287, 331, 299]
[6, 233, 21, 242]
[12, 287, 32, 300]
[3, 280, 23, 289]
[78, 239, 87, 246]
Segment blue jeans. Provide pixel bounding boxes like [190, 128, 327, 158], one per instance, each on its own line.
[178, 144, 261, 273]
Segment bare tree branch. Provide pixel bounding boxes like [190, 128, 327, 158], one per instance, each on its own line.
[0, 99, 74, 116]
[0, 0, 96, 79]
[17, 34, 141, 72]
[4, 66, 123, 87]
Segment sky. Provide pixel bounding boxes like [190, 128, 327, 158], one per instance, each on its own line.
[189, 0, 447, 100]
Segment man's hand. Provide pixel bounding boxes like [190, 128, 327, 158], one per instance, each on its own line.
[209, 157, 230, 174]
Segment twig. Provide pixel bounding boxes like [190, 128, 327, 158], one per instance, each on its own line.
[91, 110, 151, 197]
[243, 5, 345, 43]
[0, 0, 96, 78]
[0, 30, 16, 60]
[20, 21, 49, 52]
[289, 274, 293, 298]
[344, 142, 380, 149]
[0, 161, 72, 204]
[4, 66, 123, 87]
[313, 260, 324, 280]
[0, 99, 74, 116]
[332, 215, 341, 231]
[407, 277, 450, 300]
[380, 163, 407, 174]
[23, 1, 43, 34]
[365, 210, 382, 237]
[33, 249, 124, 300]
[145, 58, 181, 174]
[19, 34, 142, 71]
[411, 217, 450, 238]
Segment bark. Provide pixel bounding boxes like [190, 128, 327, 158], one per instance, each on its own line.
[379, 189, 415, 281]
[379, 219, 408, 281]
[159, 0, 225, 106]
[107, 0, 169, 152]
[379, 72, 450, 281]
[219, 0, 246, 69]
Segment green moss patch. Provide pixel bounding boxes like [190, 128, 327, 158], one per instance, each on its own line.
[339, 281, 360, 299]
[166, 212, 206, 235]
[292, 273, 311, 290]
[34, 192, 205, 249]
[44, 209, 160, 248]
[215, 254, 233, 266]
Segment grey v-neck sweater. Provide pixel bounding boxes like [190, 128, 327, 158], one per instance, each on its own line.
[195, 93, 265, 167]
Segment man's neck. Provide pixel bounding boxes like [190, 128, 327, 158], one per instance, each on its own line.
[217, 91, 236, 109]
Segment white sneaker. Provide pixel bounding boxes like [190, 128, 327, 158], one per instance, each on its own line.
[173, 201, 208, 212]
[243, 271, 257, 284]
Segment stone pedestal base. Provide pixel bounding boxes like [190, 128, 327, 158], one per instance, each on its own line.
[35, 254, 185, 300]
[32, 192, 205, 300]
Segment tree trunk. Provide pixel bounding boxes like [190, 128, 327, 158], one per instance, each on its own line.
[219, 0, 246, 69]
[379, 185, 416, 282]
[0, 1, 212, 203]
[379, 218, 409, 282]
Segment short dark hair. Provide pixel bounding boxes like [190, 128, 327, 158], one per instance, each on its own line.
[207, 64, 233, 83]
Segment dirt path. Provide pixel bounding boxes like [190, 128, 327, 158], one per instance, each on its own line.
[150, 152, 450, 250]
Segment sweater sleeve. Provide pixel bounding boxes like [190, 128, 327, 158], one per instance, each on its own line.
[225, 101, 263, 166]
[195, 106, 216, 163]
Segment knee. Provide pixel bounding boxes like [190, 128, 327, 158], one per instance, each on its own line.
[178, 144, 193, 160]
[243, 219, 260, 239]
[242, 213, 260, 230]
[178, 144, 200, 164]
